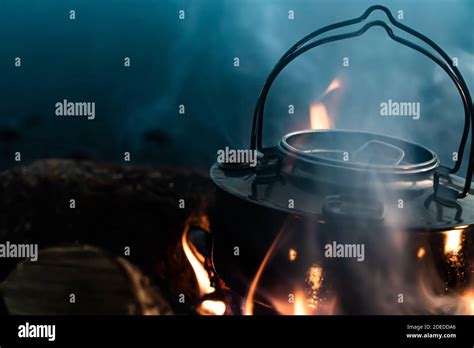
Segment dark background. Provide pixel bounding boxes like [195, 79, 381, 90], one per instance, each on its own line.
[0, 0, 472, 174]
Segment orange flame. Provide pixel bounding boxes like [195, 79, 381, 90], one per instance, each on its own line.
[198, 300, 227, 316]
[310, 104, 332, 130]
[244, 229, 286, 315]
[323, 79, 341, 96]
[417, 247, 426, 259]
[294, 290, 308, 315]
[244, 224, 337, 315]
[461, 291, 474, 314]
[182, 217, 226, 315]
[309, 78, 341, 130]
[182, 223, 214, 296]
[444, 230, 462, 255]
[288, 248, 298, 261]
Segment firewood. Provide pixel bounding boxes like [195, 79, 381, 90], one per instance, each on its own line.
[0, 244, 172, 315]
[0, 159, 216, 312]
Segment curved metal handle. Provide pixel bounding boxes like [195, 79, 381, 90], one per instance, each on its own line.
[250, 5, 473, 198]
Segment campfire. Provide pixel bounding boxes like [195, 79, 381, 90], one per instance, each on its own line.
[0, 4, 472, 322]
[207, 5, 474, 315]
[188, 81, 474, 315]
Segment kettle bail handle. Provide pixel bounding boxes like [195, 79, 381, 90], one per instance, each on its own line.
[250, 5, 473, 199]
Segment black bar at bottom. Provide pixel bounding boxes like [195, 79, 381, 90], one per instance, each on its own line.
[0, 315, 473, 345]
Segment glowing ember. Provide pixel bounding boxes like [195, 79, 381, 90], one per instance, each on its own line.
[294, 290, 308, 315]
[306, 265, 323, 290]
[462, 291, 474, 314]
[309, 103, 331, 130]
[288, 248, 298, 261]
[444, 230, 462, 255]
[271, 264, 335, 315]
[198, 300, 227, 316]
[305, 265, 324, 308]
[417, 247, 426, 259]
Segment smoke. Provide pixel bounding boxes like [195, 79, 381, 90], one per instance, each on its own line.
[0, 0, 472, 171]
